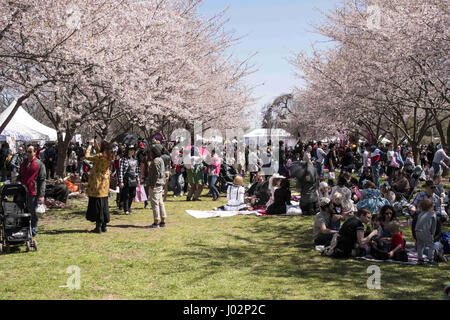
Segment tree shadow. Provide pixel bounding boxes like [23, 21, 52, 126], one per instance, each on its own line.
[39, 229, 90, 235]
[169, 215, 449, 299]
[108, 224, 149, 229]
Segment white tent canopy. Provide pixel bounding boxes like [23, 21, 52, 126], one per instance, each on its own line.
[244, 128, 295, 146]
[0, 101, 57, 141]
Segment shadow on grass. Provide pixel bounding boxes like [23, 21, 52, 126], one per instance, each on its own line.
[170, 215, 448, 299]
[108, 224, 149, 229]
[39, 229, 90, 235]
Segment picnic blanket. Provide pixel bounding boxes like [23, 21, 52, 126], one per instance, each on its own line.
[186, 210, 263, 219]
[315, 245, 448, 265]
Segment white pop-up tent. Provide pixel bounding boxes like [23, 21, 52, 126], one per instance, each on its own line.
[0, 101, 57, 141]
[244, 128, 295, 147]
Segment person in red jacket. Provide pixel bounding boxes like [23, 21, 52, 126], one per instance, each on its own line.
[20, 145, 46, 239]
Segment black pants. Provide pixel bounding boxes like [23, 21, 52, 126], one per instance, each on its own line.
[300, 200, 319, 216]
[121, 185, 136, 213]
[45, 161, 55, 179]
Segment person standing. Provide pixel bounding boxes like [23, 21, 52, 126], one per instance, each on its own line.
[208, 150, 221, 201]
[44, 143, 57, 179]
[415, 199, 437, 265]
[160, 148, 172, 201]
[293, 153, 319, 215]
[20, 145, 46, 239]
[118, 145, 140, 215]
[370, 146, 383, 188]
[85, 140, 114, 233]
[0, 143, 11, 181]
[10, 146, 25, 183]
[146, 145, 167, 228]
[315, 141, 326, 179]
[431, 145, 450, 177]
[326, 143, 337, 187]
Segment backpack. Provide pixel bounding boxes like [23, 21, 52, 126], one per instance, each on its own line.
[4, 154, 13, 170]
[442, 232, 450, 254]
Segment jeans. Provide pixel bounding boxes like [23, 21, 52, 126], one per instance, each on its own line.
[432, 162, 441, 176]
[315, 162, 323, 178]
[209, 175, 220, 199]
[27, 195, 38, 236]
[371, 163, 380, 188]
[174, 172, 183, 196]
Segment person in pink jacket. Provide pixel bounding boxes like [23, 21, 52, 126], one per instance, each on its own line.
[208, 150, 222, 201]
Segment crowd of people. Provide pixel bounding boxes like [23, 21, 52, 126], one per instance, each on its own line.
[1, 137, 449, 264]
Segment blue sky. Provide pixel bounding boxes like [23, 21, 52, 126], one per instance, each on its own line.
[197, 0, 341, 127]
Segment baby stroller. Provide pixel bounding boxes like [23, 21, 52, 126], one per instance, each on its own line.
[217, 163, 237, 193]
[0, 184, 37, 253]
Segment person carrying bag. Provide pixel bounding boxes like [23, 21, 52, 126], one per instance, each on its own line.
[119, 145, 140, 215]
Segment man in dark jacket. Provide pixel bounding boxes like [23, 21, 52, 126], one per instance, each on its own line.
[293, 158, 319, 215]
[44, 143, 57, 179]
[20, 145, 46, 238]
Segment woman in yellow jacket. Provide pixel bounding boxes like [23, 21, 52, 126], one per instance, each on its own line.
[85, 139, 115, 233]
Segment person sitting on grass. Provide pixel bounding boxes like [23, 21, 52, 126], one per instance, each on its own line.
[266, 178, 291, 215]
[331, 172, 353, 214]
[333, 208, 378, 258]
[357, 181, 390, 216]
[216, 176, 248, 211]
[330, 192, 344, 231]
[246, 171, 270, 208]
[377, 205, 396, 251]
[313, 197, 339, 246]
[386, 221, 408, 262]
[318, 181, 331, 199]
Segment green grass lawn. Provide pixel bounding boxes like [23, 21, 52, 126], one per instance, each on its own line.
[0, 177, 449, 300]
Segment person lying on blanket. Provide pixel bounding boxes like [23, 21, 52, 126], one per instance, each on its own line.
[216, 176, 248, 211]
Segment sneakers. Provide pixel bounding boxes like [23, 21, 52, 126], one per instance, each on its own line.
[159, 222, 166, 228]
[144, 205, 149, 209]
[101, 224, 107, 233]
[149, 223, 160, 228]
[124, 211, 131, 215]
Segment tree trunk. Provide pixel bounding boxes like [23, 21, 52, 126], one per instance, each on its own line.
[411, 142, 420, 165]
[447, 121, 450, 150]
[55, 129, 74, 178]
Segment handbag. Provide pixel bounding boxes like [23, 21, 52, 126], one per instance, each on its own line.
[390, 155, 400, 168]
[134, 184, 148, 202]
[110, 172, 118, 190]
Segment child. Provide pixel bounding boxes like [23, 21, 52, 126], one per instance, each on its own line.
[415, 198, 437, 265]
[386, 221, 408, 262]
[330, 192, 343, 231]
[368, 215, 390, 260]
[216, 176, 248, 211]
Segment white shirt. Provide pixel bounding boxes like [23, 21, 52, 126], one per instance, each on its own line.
[316, 148, 326, 163]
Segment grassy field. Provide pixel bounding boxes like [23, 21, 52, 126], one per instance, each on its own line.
[0, 178, 449, 300]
